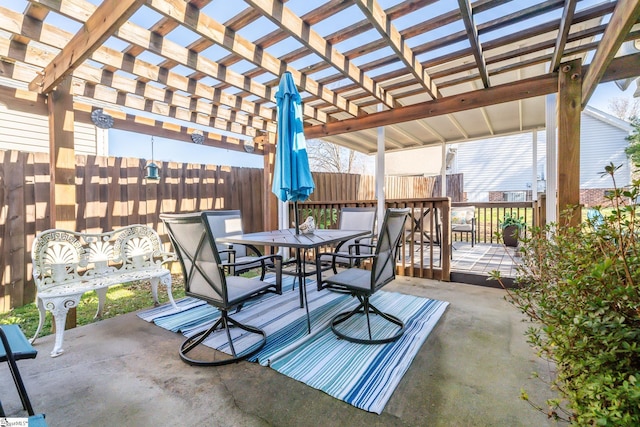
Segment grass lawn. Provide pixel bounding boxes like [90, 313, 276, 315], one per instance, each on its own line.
[0, 275, 186, 339]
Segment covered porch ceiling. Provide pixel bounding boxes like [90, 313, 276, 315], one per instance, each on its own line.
[0, 0, 639, 156]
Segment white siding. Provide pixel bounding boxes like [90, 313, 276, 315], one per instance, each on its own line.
[453, 132, 546, 202]
[73, 122, 99, 155]
[579, 112, 631, 188]
[409, 108, 632, 202]
[0, 104, 102, 155]
[0, 105, 49, 152]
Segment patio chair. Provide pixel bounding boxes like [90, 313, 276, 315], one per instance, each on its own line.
[205, 210, 268, 279]
[320, 207, 377, 275]
[404, 207, 441, 248]
[160, 212, 283, 366]
[0, 324, 48, 425]
[451, 206, 476, 247]
[315, 208, 410, 344]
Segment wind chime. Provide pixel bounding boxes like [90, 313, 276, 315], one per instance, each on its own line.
[145, 136, 160, 180]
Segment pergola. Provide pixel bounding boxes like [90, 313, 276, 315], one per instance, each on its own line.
[1, 0, 639, 230]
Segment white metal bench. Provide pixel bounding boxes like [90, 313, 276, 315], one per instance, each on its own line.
[31, 225, 178, 357]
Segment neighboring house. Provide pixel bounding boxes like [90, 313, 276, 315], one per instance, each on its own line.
[0, 102, 107, 155]
[452, 106, 632, 204]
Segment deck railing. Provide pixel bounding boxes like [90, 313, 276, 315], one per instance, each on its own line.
[452, 202, 535, 245]
[295, 199, 538, 282]
[294, 199, 451, 281]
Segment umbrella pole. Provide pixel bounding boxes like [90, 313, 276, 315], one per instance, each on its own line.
[294, 201, 300, 235]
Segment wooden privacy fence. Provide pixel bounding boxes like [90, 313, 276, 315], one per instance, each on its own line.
[0, 150, 460, 312]
[0, 151, 263, 312]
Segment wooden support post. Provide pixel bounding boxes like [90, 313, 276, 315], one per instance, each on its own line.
[48, 75, 77, 329]
[557, 59, 582, 228]
[263, 132, 278, 231]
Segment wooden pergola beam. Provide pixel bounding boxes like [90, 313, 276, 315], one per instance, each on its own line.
[0, 6, 277, 124]
[581, 0, 640, 107]
[245, 0, 396, 108]
[548, 0, 577, 72]
[558, 59, 582, 226]
[458, 0, 490, 88]
[0, 83, 264, 155]
[28, 0, 327, 124]
[353, 0, 441, 99]
[0, 56, 265, 138]
[146, 0, 361, 118]
[305, 52, 640, 139]
[305, 74, 558, 139]
[29, 0, 145, 93]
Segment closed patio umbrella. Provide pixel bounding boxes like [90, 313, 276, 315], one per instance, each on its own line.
[272, 71, 315, 234]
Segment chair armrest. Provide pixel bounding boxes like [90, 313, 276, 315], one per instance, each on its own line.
[317, 250, 375, 263]
[347, 242, 376, 255]
[223, 253, 280, 269]
[333, 232, 375, 253]
[244, 244, 263, 257]
[218, 248, 237, 262]
[221, 242, 263, 258]
[222, 253, 282, 283]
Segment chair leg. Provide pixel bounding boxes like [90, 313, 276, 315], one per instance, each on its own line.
[331, 296, 405, 345]
[5, 353, 35, 416]
[0, 328, 35, 416]
[179, 311, 267, 367]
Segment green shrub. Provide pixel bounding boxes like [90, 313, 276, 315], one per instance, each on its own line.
[494, 163, 640, 425]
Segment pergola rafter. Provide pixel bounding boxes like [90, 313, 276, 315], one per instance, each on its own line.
[29, 0, 146, 93]
[0, 0, 634, 167]
[354, 0, 440, 100]
[457, 0, 489, 88]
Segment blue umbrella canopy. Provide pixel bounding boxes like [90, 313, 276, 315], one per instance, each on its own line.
[272, 72, 315, 203]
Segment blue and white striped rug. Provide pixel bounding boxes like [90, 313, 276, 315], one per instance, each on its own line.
[138, 276, 449, 414]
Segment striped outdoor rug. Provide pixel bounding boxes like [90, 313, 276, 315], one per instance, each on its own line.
[138, 276, 448, 414]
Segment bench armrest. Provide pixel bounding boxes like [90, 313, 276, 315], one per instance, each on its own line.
[155, 250, 177, 264]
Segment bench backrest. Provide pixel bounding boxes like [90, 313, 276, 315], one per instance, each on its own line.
[31, 225, 171, 292]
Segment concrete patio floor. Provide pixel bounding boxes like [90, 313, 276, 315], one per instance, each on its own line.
[1, 278, 557, 427]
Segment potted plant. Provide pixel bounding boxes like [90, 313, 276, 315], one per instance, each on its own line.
[500, 213, 525, 247]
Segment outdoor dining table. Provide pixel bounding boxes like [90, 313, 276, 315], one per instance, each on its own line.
[217, 228, 370, 333]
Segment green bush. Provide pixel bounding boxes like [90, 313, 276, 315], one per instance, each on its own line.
[496, 163, 640, 425]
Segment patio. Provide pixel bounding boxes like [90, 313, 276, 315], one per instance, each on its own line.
[1, 277, 554, 427]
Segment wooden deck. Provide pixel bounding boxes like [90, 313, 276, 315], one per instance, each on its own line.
[403, 242, 520, 288]
[450, 242, 520, 288]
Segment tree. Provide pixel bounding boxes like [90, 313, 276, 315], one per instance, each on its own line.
[624, 116, 640, 167]
[306, 139, 369, 173]
[607, 96, 640, 120]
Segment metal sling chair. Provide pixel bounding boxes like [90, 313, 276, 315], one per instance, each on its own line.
[160, 212, 283, 366]
[321, 207, 377, 275]
[205, 210, 268, 279]
[0, 325, 48, 426]
[315, 208, 410, 344]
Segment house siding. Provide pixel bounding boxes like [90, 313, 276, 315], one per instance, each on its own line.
[452, 108, 631, 202]
[0, 104, 103, 155]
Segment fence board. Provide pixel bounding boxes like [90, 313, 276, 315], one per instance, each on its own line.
[6, 151, 26, 311]
[0, 148, 466, 312]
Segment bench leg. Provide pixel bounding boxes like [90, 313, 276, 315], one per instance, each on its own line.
[95, 287, 108, 319]
[30, 296, 46, 345]
[153, 274, 179, 311]
[41, 294, 82, 357]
